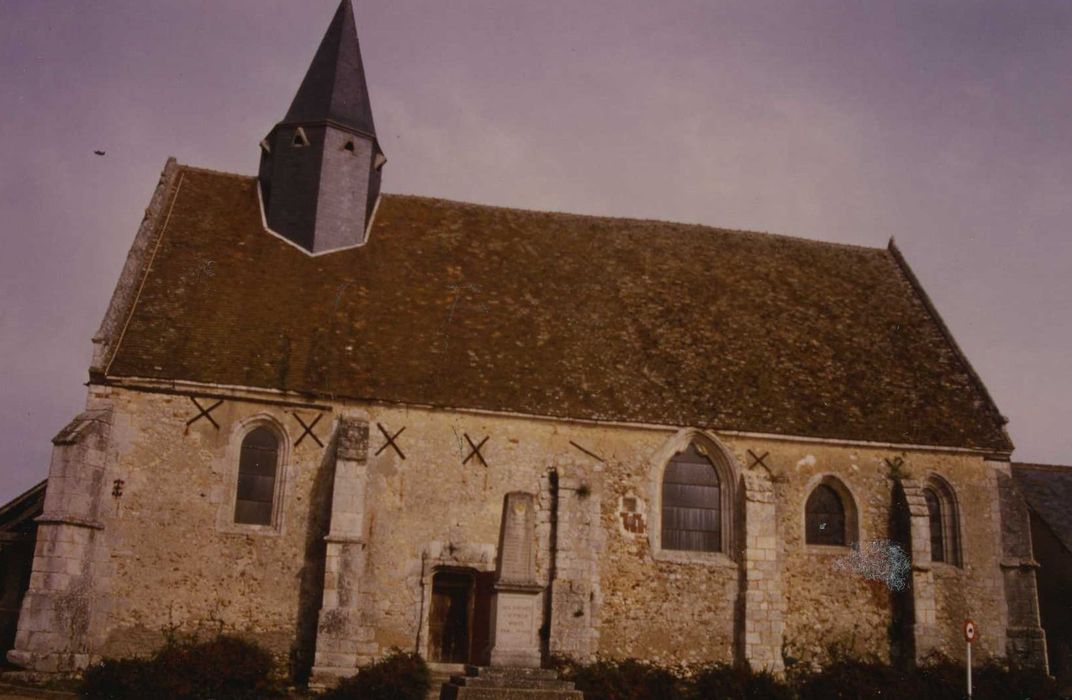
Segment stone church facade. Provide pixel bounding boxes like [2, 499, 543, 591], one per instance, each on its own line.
[7, 0, 1049, 682]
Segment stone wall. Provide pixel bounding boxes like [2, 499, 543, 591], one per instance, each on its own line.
[9, 383, 1027, 675]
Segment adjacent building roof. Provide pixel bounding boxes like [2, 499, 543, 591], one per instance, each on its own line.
[0, 480, 46, 536]
[1012, 463, 1072, 553]
[101, 165, 1012, 451]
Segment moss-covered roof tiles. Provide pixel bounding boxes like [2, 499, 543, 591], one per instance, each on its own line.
[103, 166, 1012, 451]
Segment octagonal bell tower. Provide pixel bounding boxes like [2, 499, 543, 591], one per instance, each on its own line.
[258, 0, 385, 253]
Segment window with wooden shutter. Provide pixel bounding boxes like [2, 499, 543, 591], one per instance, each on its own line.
[661, 443, 721, 553]
[234, 427, 279, 526]
[805, 484, 846, 546]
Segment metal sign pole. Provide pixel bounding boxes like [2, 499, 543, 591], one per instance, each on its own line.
[964, 619, 976, 699]
[967, 640, 972, 699]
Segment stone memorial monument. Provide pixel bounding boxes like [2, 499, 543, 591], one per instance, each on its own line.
[439, 492, 582, 699]
[489, 491, 543, 667]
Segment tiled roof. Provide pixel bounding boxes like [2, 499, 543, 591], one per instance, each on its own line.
[0, 480, 46, 535]
[102, 165, 1011, 450]
[1012, 463, 1072, 553]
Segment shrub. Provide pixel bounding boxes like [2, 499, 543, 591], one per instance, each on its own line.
[559, 658, 680, 700]
[795, 657, 926, 700]
[972, 661, 1061, 700]
[321, 650, 430, 700]
[794, 655, 1061, 700]
[81, 657, 154, 699]
[911, 657, 964, 700]
[80, 634, 278, 700]
[690, 663, 793, 700]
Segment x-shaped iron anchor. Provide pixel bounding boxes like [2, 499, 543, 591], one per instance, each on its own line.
[747, 449, 771, 471]
[186, 397, 223, 430]
[463, 433, 489, 467]
[376, 423, 406, 459]
[293, 412, 324, 448]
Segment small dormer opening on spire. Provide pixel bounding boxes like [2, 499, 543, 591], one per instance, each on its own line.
[257, 0, 385, 254]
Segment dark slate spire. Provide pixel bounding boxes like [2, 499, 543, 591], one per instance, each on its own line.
[283, 0, 376, 137]
[258, 0, 386, 254]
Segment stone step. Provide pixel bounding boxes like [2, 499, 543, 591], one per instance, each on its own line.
[438, 666, 583, 700]
[440, 687, 583, 700]
[450, 675, 575, 690]
[427, 663, 466, 700]
[463, 665, 562, 680]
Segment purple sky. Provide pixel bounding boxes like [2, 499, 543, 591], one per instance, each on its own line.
[1, 1, 1069, 500]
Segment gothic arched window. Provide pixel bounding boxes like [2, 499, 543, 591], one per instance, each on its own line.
[661, 443, 722, 553]
[924, 477, 961, 566]
[806, 483, 848, 546]
[234, 427, 280, 526]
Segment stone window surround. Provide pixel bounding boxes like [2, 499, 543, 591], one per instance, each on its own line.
[215, 412, 292, 537]
[648, 428, 739, 568]
[801, 473, 861, 553]
[923, 472, 964, 568]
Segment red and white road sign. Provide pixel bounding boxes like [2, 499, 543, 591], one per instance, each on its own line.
[964, 619, 977, 643]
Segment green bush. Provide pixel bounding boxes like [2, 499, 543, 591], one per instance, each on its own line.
[81, 657, 154, 699]
[321, 650, 430, 700]
[911, 657, 964, 700]
[560, 658, 681, 700]
[80, 634, 279, 700]
[973, 661, 1061, 700]
[793, 655, 1061, 700]
[690, 663, 793, 700]
[795, 658, 928, 700]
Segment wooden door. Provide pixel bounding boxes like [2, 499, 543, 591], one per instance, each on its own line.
[429, 571, 473, 663]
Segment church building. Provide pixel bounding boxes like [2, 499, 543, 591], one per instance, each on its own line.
[7, 0, 1051, 684]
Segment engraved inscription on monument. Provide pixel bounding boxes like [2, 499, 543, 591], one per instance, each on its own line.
[495, 594, 537, 648]
[498, 493, 535, 584]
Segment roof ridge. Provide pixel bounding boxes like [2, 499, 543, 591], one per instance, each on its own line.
[1012, 462, 1072, 472]
[380, 192, 887, 253]
[177, 163, 255, 180]
[170, 165, 886, 252]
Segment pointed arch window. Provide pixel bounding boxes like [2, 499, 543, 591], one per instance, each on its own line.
[292, 127, 309, 147]
[805, 477, 859, 547]
[923, 477, 961, 566]
[234, 427, 280, 526]
[806, 484, 845, 545]
[661, 443, 722, 553]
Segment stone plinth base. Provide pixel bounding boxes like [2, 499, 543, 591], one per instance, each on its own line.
[489, 584, 542, 668]
[1006, 626, 1049, 672]
[309, 666, 357, 691]
[439, 666, 582, 699]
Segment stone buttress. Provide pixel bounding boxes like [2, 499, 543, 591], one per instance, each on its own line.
[8, 408, 114, 671]
[546, 465, 603, 662]
[993, 461, 1049, 670]
[311, 415, 374, 685]
[896, 478, 940, 663]
[741, 465, 786, 673]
